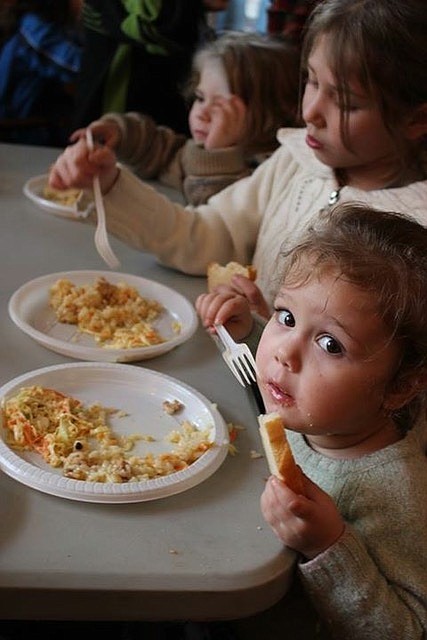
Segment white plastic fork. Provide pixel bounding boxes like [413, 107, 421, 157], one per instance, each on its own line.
[214, 323, 258, 387]
[85, 128, 120, 269]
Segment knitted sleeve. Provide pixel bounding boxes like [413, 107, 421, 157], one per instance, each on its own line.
[100, 111, 187, 184]
[298, 443, 427, 639]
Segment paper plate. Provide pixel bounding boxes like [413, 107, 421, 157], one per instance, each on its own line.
[8, 270, 198, 362]
[0, 362, 229, 503]
[23, 173, 94, 218]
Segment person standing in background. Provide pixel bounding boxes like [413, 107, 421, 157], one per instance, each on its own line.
[72, 0, 229, 136]
[0, 0, 83, 147]
[267, 0, 322, 43]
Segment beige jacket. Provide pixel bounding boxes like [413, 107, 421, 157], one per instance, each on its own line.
[102, 127, 427, 306]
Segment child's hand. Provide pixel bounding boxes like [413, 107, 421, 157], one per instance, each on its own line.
[195, 286, 254, 341]
[48, 137, 119, 194]
[204, 94, 247, 150]
[230, 275, 271, 319]
[70, 120, 121, 149]
[261, 475, 345, 559]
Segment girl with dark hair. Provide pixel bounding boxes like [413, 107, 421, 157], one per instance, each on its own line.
[49, 0, 427, 302]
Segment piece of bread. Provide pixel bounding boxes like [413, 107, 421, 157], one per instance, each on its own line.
[258, 412, 304, 494]
[207, 261, 256, 293]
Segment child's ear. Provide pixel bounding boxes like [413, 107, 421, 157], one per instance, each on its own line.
[384, 372, 427, 413]
[404, 103, 427, 141]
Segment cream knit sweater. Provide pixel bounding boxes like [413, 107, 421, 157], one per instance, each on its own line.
[101, 127, 427, 306]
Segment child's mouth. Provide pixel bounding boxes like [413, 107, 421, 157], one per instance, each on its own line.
[305, 134, 322, 150]
[266, 381, 294, 407]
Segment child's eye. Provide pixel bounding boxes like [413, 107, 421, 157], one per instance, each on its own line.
[193, 91, 204, 103]
[317, 335, 343, 355]
[305, 78, 318, 89]
[276, 309, 295, 327]
[340, 101, 360, 113]
[304, 72, 318, 88]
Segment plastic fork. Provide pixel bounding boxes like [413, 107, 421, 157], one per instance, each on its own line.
[85, 129, 120, 269]
[214, 323, 258, 387]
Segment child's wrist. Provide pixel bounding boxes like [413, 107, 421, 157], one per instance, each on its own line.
[301, 522, 346, 561]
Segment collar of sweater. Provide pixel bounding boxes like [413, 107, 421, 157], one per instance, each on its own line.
[276, 127, 427, 212]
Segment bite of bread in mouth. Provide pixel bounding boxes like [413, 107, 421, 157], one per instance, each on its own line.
[258, 412, 304, 494]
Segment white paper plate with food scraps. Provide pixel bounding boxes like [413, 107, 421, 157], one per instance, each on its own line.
[23, 173, 94, 218]
[8, 270, 198, 362]
[0, 362, 229, 503]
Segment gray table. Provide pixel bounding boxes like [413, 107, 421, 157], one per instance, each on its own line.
[0, 143, 295, 621]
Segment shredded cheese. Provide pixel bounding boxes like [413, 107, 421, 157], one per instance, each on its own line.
[2, 386, 212, 483]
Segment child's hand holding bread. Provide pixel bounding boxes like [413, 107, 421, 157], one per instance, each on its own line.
[207, 261, 257, 292]
[196, 261, 258, 340]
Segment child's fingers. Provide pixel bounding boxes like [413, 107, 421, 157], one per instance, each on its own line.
[49, 139, 97, 189]
[231, 276, 270, 318]
[265, 476, 310, 518]
[232, 276, 261, 302]
[227, 94, 247, 119]
[213, 296, 248, 326]
[195, 293, 218, 326]
[205, 94, 247, 149]
[69, 127, 86, 142]
[195, 291, 252, 340]
[195, 292, 230, 327]
[89, 122, 120, 148]
[212, 94, 246, 117]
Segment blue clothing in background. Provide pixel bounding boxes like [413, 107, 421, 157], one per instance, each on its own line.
[0, 12, 82, 146]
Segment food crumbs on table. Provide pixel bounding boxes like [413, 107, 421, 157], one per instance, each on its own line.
[138, 434, 156, 442]
[250, 449, 263, 459]
[226, 422, 245, 455]
[162, 399, 184, 415]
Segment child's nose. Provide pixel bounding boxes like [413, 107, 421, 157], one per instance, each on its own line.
[303, 92, 326, 128]
[198, 103, 212, 122]
[274, 337, 302, 373]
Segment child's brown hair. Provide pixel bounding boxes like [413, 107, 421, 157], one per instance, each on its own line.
[188, 31, 301, 154]
[301, 0, 427, 156]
